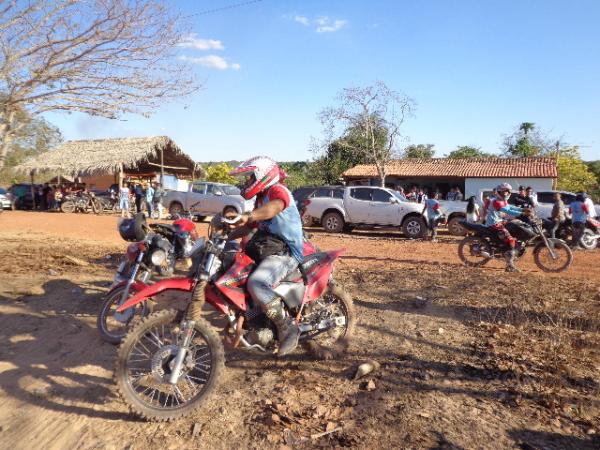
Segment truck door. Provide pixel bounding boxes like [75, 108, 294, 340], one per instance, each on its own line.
[345, 188, 372, 223]
[190, 182, 207, 213]
[369, 189, 402, 225]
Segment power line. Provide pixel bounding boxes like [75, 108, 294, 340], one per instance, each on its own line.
[186, 0, 264, 18]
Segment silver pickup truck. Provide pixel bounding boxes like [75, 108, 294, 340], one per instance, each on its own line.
[164, 181, 255, 220]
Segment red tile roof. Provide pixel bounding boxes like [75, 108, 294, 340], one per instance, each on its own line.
[343, 157, 557, 178]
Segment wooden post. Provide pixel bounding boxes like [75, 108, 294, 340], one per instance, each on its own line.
[30, 171, 36, 209]
[118, 163, 124, 187]
[160, 147, 164, 185]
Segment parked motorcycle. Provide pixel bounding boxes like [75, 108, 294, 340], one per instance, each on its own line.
[60, 192, 101, 214]
[97, 214, 197, 344]
[553, 218, 600, 250]
[113, 215, 354, 421]
[458, 217, 573, 272]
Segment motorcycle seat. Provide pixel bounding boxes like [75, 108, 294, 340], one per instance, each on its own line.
[281, 252, 328, 283]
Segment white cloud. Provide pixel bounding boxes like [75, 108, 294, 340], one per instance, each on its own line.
[179, 55, 240, 71]
[178, 33, 224, 50]
[294, 15, 310, 26]
[288, 14, 348, 33]
[316, 18, 348, 33]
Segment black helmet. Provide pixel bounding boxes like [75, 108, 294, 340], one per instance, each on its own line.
[118, 212, 147, 242]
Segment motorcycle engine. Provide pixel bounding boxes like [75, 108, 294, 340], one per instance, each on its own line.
[246, 328, 275, 347]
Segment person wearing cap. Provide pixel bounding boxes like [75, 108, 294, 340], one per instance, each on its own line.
[144, 182, 154, 218]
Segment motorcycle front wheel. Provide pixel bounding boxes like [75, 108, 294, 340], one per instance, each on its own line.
[97, 284, 150, 344]
[60, 200, 76, 213]
[533, 238, 573, 273]
[115, 309, 225, 421]
[458, 236, 492, 267]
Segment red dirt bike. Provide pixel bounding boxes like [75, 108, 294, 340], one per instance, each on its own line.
[114, 216, 355, 421]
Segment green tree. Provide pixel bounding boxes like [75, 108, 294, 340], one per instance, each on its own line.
[501, 122, 549, 157]
[447, 145, 491, 158]
[548, 147, 597, 193]
[204, 163, 236, 184]
[0, 115, 62, 185]
[402, 144, 435, 159]
[279, 161, 318, 191]
[585, 160, 600, 184]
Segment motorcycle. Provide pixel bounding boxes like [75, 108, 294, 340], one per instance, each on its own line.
[60, 191, 101, 214]
[113, 215, 354, 421]
[458, 217, 573, 272]
[554, 217, 600, 250]
[97, 214, 197, 344]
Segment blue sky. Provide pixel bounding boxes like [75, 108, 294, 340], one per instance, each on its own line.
[46, 0, 600, 161]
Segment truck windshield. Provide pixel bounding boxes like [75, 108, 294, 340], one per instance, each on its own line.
[221, 185, 241, 195]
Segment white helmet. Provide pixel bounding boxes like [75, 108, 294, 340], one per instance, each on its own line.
[229, 156, 280, 200]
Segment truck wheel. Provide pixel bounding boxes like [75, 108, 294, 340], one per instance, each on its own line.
[322, 212, 345, 233]
[402, 216, 426, 239]
[169, 202, 183, 217]
[448, 216, 468, 236]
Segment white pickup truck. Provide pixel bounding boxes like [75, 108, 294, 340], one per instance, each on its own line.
[163, 181, 255, 220]
[303, 186, 429, 238]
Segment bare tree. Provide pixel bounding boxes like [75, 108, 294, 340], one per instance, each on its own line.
[0, 0, 199, 168]
[318, 81, 415, 187]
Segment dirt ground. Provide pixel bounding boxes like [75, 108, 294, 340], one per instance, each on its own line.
[0, 210, 599, 450]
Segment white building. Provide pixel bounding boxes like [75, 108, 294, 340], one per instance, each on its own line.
[343, 157, 557, 198]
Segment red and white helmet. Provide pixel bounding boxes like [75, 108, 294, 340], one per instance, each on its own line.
[229, 156, 280, 200]
[495, 182, 513, 199]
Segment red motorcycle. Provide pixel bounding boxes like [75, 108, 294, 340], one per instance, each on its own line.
[114, 217, 355, 421]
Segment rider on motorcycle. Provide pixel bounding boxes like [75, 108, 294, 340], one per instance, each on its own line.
[228, 156, 304, 356]
[484, 182, 527, 272]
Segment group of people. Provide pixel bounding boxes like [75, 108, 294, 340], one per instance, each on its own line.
[394, 185, 464, 204]
[34, 182, 87, 210]
[116, 180, 165, 219]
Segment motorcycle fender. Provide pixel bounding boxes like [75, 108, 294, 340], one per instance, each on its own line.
[116, 277, 194, 312]
[106, 280, 147, 297]
[302, 249, 345, 303]
[205, 285, 231, 315]
[274, 282, 306, 309]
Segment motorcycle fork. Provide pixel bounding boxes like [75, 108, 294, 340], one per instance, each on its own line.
[120, 251, 144, 304]
[537, 226, 558, 259]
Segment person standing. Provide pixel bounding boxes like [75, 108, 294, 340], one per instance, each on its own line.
[134, 182, 144, 213]
[549, 192, 565, 239]
[144, 182, 154, 218]
[514, 186, 529, 208]
[525, 187, 538, 208]
[119, 182, 131, 218]
[406, 186, 417, 202]
[569, 193, 590, 250]
[455, 187, 464, 201]
[466, 196, 481, 223]
[423, 191, 442, 242]
[579, 191, 597, 219]
[41, 183, 50, 210]
[153, 182, 165, 219]
[447, 187, 456, 201]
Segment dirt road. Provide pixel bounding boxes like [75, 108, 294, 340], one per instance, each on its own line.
[0, 211, 598, 450]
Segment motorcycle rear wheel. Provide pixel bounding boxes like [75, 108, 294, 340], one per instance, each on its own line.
[458, 236, 492, 267]
[115, 309, 225, 421]
[301, 281, 355, 359]
[533, 239, 573, 273]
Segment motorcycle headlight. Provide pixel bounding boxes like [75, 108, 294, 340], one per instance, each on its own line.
[150, 249, 167, 266]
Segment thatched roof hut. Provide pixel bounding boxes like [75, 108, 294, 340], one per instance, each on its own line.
[16, 136, 204, 178]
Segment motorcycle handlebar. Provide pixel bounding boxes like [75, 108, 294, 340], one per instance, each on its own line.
[220, 215, 243, 225]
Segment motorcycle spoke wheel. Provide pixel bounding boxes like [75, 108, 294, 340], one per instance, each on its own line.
[533, 239, 573, 273]
[97, 286, 147, 344]
[458, 236, 492, 267]
[116, 309, 224, 421]
[301, 282, 355, 355]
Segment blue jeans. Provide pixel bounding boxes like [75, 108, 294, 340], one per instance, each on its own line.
[146, 199, 153, 216]
[247, 255, 299, 306]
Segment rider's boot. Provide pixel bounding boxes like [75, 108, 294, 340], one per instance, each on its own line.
[504, 249, 519, 272]
[264, 298, 299, 357]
